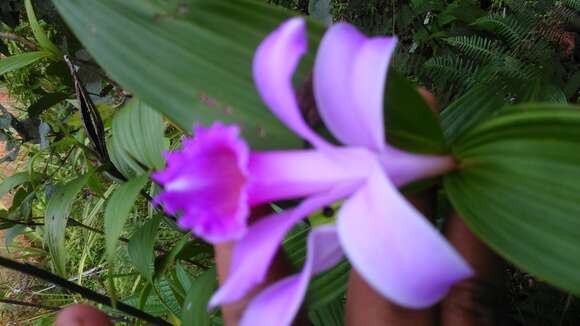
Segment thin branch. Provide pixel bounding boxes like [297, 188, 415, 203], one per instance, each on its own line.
[0, 256, 170, 326]
[0, 297, 59, 311]
[0, 32, 38, 51]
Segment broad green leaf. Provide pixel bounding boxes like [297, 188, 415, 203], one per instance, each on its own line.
[181, 269, 217, 326]
[128, 215, 161, 282]
[104, 175, 148, 261]
[445, 104, 580, 296]
[24, 0, 61, 57]
[45, 174, 90, 275]
[110, 99, 165, 177]
[385, 70, 448, 154]
[0, 52, 50, 76]
[52, 0, 326, 150]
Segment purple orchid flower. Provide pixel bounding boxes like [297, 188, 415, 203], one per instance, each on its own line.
[153, 17, 473, 326]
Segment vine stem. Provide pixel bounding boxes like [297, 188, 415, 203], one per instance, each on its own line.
[0, 256, 171, 326]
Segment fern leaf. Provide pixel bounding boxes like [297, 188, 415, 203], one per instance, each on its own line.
[445, 35, 504, 62]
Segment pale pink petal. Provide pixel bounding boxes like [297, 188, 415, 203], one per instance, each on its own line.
[253, 17, 329, 148]
[378, 146, 455, 187]
[313, 23, 397, 150]
[240, 226, 342, 326]
[209, 184, 357, 308]
[152, 123, 249, 244]
[247, 147, 375, 205]
[337, 171, 473, 308]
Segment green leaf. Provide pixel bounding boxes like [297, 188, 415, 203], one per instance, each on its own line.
[155, 235, 189, 279]
[445, 104, 580, 296]
[175, 262, 193, 292]
[5, 225, 26, 248]
[104, 175, 148, 262]
[52, 0, 325, 150]
[45, 174, 90, 275]
[306, 260, 350, 309]
[385, 70, 448, 154]
[110, 99, 165, 177]
[128, 215, 161, 282]
[283, 223, 350, 309]
[181, 269, 217, 326]
[309, 298, 344, 326]
[441, 83, 506, 143]
[0, 172, 39, 199]
[0, 52, 50, 76]
[24, 0, 61, 57]
[156, 277, 182, 317]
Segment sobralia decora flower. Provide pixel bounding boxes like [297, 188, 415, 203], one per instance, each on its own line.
[152, 17, 473, 326]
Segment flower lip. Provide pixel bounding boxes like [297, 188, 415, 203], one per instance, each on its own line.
[152, 123, 250, 244]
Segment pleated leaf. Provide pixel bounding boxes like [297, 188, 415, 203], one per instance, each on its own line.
[110, 99, 165, 178]
[445, 104, 580, 296]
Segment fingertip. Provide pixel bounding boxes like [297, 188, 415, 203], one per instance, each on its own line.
[56, 304, 112, 326]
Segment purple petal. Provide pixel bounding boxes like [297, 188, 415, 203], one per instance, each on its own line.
[313, 23, 397, 150]
[209, 184, 357, 308]
[240, 226, 342, 326]
[253, 17, 329, 148]
[337, 171, 473, 308]
[152, 123, 249, 244]
[247, 147, 375, 205]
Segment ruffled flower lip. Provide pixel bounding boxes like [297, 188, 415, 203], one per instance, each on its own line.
[152, 123, 250, 244]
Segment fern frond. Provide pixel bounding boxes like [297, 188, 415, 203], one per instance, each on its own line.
[563, 0, 580, 11]
[424, 56, 478, 85]
[445, 35, 504, 62]
[471, 15, 531, 49]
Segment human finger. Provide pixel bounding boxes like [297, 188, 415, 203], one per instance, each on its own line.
[55, 304, 112, 326]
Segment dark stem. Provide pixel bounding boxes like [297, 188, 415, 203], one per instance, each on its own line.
[0, 32, 38, 51]
[0, 256, 171, 326]
[0, 297, 60, 311]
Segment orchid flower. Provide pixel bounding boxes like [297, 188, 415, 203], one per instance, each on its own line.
[153, 17, 473, 326]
